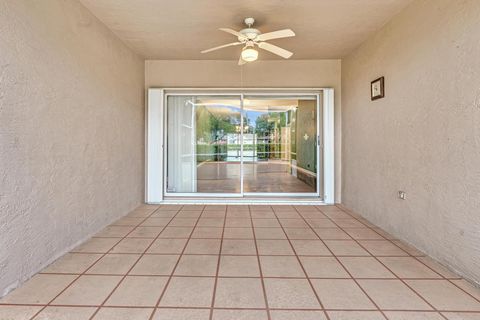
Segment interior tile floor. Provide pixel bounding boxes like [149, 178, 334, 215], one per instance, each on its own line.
[1, 205, 480, 320]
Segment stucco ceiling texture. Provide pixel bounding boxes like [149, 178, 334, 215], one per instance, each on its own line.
[79, 0, 412, 60]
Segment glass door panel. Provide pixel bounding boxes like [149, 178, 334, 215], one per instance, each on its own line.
[166, 95, 242, 194]
[243, 96, 319, 194]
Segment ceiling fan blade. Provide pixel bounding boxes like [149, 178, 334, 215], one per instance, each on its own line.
[258, 42, 293, 59]
[238, 56, 247, 65]
[257, 29, 295, 41]
[219, 28, 246, 40]
[201, 42, 241, 53]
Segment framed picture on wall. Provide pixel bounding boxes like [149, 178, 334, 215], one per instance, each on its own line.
[371, 76, 385, 100]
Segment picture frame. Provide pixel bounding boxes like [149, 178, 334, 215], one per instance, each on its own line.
[371, 76, 385, 100]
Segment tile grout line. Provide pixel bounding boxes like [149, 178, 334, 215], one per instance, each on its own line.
[292, 206, 389, 320]
[208, 205, 228, 320]
[333, 205, 480, 305]
[86, 205, 186, 320]
[270, 205, 332, 320]
[147, 205, 207, 320]
[318, 206, 449, 320]
[249, 205, 272, 320]
[26, 205, 164, 320]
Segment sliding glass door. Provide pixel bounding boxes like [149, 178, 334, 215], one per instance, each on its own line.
[164, 93, 321, 197]
[166, 95, 242, 195]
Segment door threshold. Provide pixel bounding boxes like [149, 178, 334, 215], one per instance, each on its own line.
[155, 196, 327, 205]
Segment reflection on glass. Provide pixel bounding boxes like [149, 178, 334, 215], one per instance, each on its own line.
[167, 96, 241, 193]
[243, 97, 318, 193]
[166, 95, 319, 195]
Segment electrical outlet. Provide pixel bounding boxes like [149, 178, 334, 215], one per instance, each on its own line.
[398, 191, 406, 200]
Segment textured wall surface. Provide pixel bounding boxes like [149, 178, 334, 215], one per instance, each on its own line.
[0, 0, 144, 296]
[146, 59, 342, 201]
[342, 0, 480, 284]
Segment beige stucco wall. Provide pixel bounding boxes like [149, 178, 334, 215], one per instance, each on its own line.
[0, 0, 145, 296]
[145, 59, 342, 201]
[342, 0, 480, 284]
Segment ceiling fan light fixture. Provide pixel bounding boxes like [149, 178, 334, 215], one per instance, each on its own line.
[241, 47, 258, 62]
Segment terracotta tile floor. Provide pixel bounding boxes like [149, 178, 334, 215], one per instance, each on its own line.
[1, 205, 480, 320]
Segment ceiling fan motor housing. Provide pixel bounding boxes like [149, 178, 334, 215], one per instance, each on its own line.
[239, 28, 260, 41]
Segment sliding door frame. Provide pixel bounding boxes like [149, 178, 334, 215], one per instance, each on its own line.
[146, 88, 334, 203]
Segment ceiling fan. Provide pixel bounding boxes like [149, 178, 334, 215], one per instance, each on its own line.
[201, 17, 295, 65]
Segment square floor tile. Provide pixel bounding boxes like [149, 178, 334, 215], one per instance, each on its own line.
[255, 228, 287, 239]
[34, 306, 96, 320]
[291, 240, 331, 256]
[379, 257, 441, 278]
[219, 255, 260, 277]
[42, 253, 101, 274]
[197, 218, 225, 227]
[213, 309, 268, 320]
[314, 228, 351, 240]
[358, 279, 432, 310]
[311, 279, 375, 310]
[270, 310, 327, 320]
[284, 228, 319, 239]
[96, 226, 135, 237]
[406, 280, 480, 311]
[112, 217, 144, 226]
[222, 239, 257, 255]
[192, 227, 223, 238]
[158, 227, 193, 238]
[140, 218, 171, 227]
[94, 307, 154, 320]
[392, 240, 425, 256]
[170, 218, 197, 227]
[279, 219, 309, 228]
[450, 279, 480, 301]
[260, 256, 305, 277]
[343, 228, 384, 240]
[72, 238, 119, 253]
[359, 240, 409, 256]
[223, 227, 253, 239]
[339, 257, 395, 278]
[252, 219, 280, 227]
[441, 312, 480, 319]
[416, 257, 461, 279]
[214, 278, 266, 308]
[153, 308, 210, 320]
[0, 306, 41, 320]
[306, 219, 338, 228]
[184, 239, 221, 254]
[384, 311, 445, 319]
[225, 218, 251, 227]
[53, 275, 122, 305]
[327, 311, 384, 319]
[147, 239, 188, 254]
[87, 254, 140, 275]
[128, 227, 163, 238]
[264, 278, 320, 308]
[257, 240, 294, 255]
[332, 219, 366, 228]
[105, 276, 167, 306]
[300, 257, 350, 278]
[174, 255, 218, 276]
[111, 238, 152, 253]
[160, 277, 215, 307]
[130, 255, 179, 275]
[324, 240, 370, 256]
[0, 274, 76, 304]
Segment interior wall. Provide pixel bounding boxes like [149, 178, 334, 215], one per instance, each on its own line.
[145, 60, 342, 201]
[0, 0, 145, 296]
[342, 0, 480, 284]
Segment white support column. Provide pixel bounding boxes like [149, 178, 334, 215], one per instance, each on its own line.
[146, 89, 164, 203]
[323, 88, 335, 204]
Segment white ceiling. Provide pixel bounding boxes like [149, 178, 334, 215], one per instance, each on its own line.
[80, 0, 412, 60]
